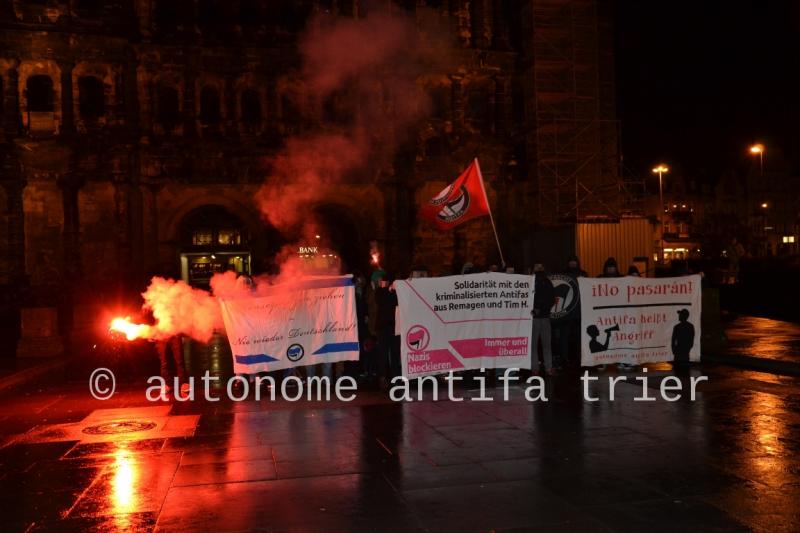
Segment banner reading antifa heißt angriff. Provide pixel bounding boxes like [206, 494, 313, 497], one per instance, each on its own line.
[578, 275, 702, 366]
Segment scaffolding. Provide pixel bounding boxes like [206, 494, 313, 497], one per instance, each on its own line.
[527, 0, 644, 224]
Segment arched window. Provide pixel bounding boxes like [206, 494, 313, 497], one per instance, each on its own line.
[240, 89, 261, 128]
[154, 0, 179, 35]
[275, 1, 311, 33]
[198, 0, 227, 38]
[428, 84, 450, 120]
[240, 0, 261, 33]
[395, 0, 415, 11]
[466, 83, 493, 133]
[26, 75, 54, 112]
[338, 0, 355, 16]
[281, 92, 302, 130]
[179, 205, 251, 288]
[74, 0, 103, 14]
[156, 85, 180, 129]
[78, 76, 105, 120]
[199, 86, 221, 125]
[470, 0, 484, 48]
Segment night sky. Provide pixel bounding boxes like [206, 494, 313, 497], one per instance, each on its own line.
[614, 0, 800, 187]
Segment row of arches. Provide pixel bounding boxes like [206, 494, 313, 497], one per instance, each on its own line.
[5, 62, 511, 139]
[24, 75, 104, 118]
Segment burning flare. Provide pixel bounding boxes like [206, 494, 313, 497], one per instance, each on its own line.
[109, 317, 152, 341]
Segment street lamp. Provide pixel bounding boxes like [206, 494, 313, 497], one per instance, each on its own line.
[749, 144, 764, 177]
[652, 164, 669, 263]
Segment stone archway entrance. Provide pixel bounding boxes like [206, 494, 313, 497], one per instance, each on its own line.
[311, 204, 369, 275]
[177, 205, 252, 288]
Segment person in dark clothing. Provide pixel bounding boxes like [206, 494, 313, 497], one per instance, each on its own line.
[155, 334, 189, 395]
[375, 275, 398, 387]
[554, 255, 586, 368]
[671, 309, 695, 364]
[564, 255, 588, 278]
[598, 257, 622, 277]
[532, 263, 556, 375]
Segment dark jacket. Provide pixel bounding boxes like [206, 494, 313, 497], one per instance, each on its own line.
[563, 255, 588, 279]
[375, 287, 397, 331]
[533, 273, 555, 318]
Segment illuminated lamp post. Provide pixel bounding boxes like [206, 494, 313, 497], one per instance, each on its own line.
[749, 144, 764, 177]
[652, 164, 669, 264]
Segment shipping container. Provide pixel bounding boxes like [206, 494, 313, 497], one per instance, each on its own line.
[576, 218, 656, 277]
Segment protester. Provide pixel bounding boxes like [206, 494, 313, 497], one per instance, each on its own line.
[155, 334, 189, 396]
[532, 263, 556, 375]
[627, 265, 640, 276]
[726, 237, 746, 283]
[598, 257, 622, 278]
[353, 272, 369, 379]
[374, 272, 398, 388]
[554, 255, 586, 369]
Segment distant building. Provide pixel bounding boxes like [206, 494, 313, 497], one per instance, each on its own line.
[0, 0, 619, 355]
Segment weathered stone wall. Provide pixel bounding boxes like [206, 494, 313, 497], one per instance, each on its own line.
[0, 0, 617, 352]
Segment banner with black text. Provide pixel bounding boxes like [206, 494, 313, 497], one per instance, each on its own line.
[396, 273, 534, 378]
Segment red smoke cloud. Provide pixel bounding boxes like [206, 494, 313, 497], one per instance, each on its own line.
[256, 8, 432, 234]
[116, 9, 440, 344]
[141, 277, 223, 343]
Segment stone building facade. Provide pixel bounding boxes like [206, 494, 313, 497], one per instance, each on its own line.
[0, 0, 617, 355]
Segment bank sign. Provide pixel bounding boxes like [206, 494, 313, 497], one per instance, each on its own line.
[219, 276, 359, 374]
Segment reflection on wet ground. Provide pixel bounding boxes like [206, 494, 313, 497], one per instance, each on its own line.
[725, 315, 800, 363]
[0, 365, 798, 531]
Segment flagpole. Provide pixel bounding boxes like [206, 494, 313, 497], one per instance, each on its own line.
[474, 158, 506, 268]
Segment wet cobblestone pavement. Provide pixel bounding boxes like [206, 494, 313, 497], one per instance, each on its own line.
[0, 365, 798, 532]
[725, 316, 800, 364]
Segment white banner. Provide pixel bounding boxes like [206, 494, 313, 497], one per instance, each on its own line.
[219, 276, 359, 374]
[396, 273, 534, 378]
[579, 275, 702, 366]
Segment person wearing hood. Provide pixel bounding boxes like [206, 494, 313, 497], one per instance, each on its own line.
[598, 257, 622, 278]
[564, 255, 587, 278]
[555, 255, 586, 368]
[532, 263, 556, 375]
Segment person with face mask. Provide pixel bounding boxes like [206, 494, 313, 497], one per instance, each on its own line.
[532, 263, 556, 375]
[598, 257, 622, 278]
[553, 255, 586, 369]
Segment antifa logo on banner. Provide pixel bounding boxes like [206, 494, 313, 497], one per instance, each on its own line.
[406, 324, 431, 352]
[286, 343, 305, 362]
[436, 185, 470, 223]
[428, 184, 454, 207]
[549, 274, 580, 321]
